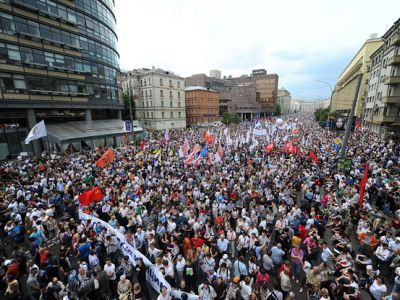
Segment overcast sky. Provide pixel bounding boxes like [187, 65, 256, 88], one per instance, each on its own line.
[115, 0, 400, 100]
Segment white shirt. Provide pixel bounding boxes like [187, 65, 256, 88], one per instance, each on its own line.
[104, 263, 116, 280]
[239, 282, 252, 300]
[369, 280, 387, 300]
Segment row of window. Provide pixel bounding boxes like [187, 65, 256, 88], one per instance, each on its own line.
[142, 101, 182, 108]
[0, 41, 118, 84]
[75, 0, 116, 29]
[141, 78, 182, 88]
[140, 89, 181, 99]
[0, 12, 119, 66]
[6, 0, 117, 48]
[0, 72, 119, 100]
[141, 111, 182, 119]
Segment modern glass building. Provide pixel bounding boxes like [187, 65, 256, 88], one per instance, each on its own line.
[0, 0, 123, 159]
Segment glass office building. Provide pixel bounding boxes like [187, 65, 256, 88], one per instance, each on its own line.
[0, 0, 123, 159]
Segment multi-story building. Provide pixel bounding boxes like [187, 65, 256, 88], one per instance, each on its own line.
[185, 86, 220, 126]
[0, 0, 123, 158]
[363, 18, 400, 137]
[277, 88, 292, 114]
[290, 99, 329, 113]
[330, 37, 383, 117]
[186, 69, 278, 119]
[229, 69, 278, 116]
[122, 67, 186, 130]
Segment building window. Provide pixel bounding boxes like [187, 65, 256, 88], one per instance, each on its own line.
[149, 90, 152, 97]
[178, 102, 181, 107]
[151, 112, 153, 118]
[169, 80, 172, 87]
[160, 78, 163, 86]
[178, 91, 180, 98]
[144, 79, 147, 86]
[162, 112, 164, 118]
[161, 101, 164, 107]
[140, 80, 143, 87]
[148, 78, 151, 85]
[160, 90, 164, 98]
[145, 90, 148, 97]
[170, 101, 172, 107]
[179, 112, 181, 118]
[170, 90, 173, 99]
[177, 81, 180, 88]
[170, 112, 173, 118]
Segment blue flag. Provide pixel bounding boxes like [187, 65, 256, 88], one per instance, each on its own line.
[200, 145, 208, 158]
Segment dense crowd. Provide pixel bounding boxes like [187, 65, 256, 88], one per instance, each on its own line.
[0, 113, 400, 300]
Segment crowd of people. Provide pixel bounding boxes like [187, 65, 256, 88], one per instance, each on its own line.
[0, 113, 399, 300]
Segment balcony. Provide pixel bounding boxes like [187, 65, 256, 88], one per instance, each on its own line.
[388, 55, 400, 66]
[392, 33, 400, 46]
[373, 115, 397, 123]
[381, 96, 400, 104]
[384, 76, 400, 85]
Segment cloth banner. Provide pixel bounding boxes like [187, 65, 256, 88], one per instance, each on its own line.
[79, 212, 198, 300]
[253, 128, 267, 136]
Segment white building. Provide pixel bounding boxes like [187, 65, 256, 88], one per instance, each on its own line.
[290, 99, 330, 113]
[277, 88, 292, 114]
[363, 18, 400, 137]
[122, 67, 186, 130]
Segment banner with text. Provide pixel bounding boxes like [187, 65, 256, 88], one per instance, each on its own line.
[79, 212, 198, 300]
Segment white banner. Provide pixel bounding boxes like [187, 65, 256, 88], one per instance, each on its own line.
[79, 212, 198, 300]
[253, 128, 267, 136]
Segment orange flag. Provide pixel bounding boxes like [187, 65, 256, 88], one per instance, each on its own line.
[96, 148, 115, 168]
[359, 164, 369, 207]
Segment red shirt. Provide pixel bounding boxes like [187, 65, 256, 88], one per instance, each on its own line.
[7, 263, 19, 277]
[191, 237, 205, 249]
[298, 225, 307, 240]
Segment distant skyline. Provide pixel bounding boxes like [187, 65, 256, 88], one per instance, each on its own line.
[114, 0, 400, 100]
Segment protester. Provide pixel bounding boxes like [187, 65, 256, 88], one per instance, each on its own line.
[0, 113, 399, 300]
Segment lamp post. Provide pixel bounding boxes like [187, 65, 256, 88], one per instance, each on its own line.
[317, 80, 333, 129]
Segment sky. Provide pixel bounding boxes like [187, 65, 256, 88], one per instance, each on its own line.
[114, 0, 400, 100]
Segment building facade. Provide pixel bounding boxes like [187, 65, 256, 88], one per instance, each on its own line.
[186, 69, 278, 119]
[229, 69, 278, 116]
[277, 88, 291, 114]
[0, 0, 123, 158]
[185, 86, 220, 126]
[330, 37, 383, 117]
[122, 68, 186, 130]
[363, 19, 400, 137]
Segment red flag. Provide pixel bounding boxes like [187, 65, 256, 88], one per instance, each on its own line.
[79, 187, 104, 206]
[215, 144, 224, 162]
[203, 130, 214, 144]
[96, 148, 115, 168]
[359, 165, 369, 207]
[265, 143, 274, 153]
[124, 132, 128, 143]
[139, 140, 145, 150]
[309, 150, 319, 164]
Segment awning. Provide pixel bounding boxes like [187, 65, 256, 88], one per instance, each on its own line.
[45, 119, 142, 144]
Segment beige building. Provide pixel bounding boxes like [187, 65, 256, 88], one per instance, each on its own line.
[277, 88, 292, 114]
[122, 68, 186, 130]
[363, 18, 400, 137]
[331, 37, 383, 117]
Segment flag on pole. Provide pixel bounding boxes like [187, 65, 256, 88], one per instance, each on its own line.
[265, 143, 274, 153]
[78, 186, 105, 206]
[309, 150, 319, 164]
[25, 120, 47, 144]
[208, 152, 214, 165]
[359, 164, 369, 207]
[204, 130, 214, 144]
[184, 144, 201, 166]
[124, 132, 129, 143]
[215, 145, 224, 162]
[164, 128, 170, 142]
[139, 140, 146, 150]
[95, 148, 115, 168]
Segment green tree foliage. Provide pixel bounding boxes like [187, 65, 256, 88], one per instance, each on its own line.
[222, 112, 241, 124]
[275, 104, 282, 116]
[314, 108, 339, 127]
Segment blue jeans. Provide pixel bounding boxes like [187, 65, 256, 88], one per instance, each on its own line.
[292, 262, 302, 280]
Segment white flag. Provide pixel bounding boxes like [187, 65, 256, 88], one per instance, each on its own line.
[25, 120, 47, 144]
[164, 128, 170, 142]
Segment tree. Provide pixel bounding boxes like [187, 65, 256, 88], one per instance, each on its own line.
[275, 104, 282, 116]
[122, 92, 136, 121]
[222, 112, 241, 124]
